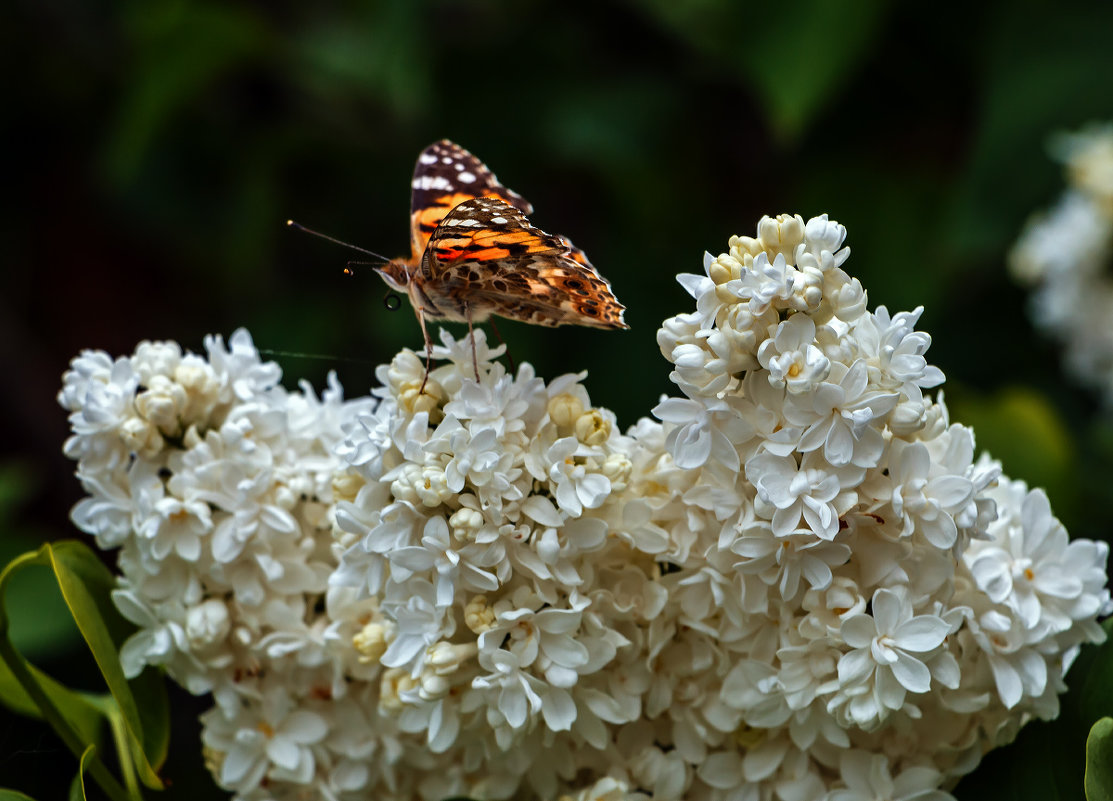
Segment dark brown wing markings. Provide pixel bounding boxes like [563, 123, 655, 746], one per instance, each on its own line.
[424, 197, 626, 329]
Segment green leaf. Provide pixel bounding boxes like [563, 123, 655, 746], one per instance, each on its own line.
[0, 652, 102, 743]
[0, 464, 79, 661]
[102, 2, 270, 185]
[0, 550, 128, 801]
[0, 543, 168, 801]
[291, 3, 432, 118]
[630, 0, 890, 141]
[0, 543, 81, 661]
[47, 541, 167, 788]
[70, 745, 96, 801]
[730, 0, 890, 142]
[1087, 718, 1113, 801]
[947, 6, 1113, 257]
[130, 660, 170, 775]
[0, 789, 39, 801]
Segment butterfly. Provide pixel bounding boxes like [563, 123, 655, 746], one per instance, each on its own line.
[374, 140, 627, 385]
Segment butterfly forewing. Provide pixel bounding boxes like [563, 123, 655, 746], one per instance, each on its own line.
[408, 140, 533, 261]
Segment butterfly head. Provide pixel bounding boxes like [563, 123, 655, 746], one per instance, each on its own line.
[374, 259, 415, 292]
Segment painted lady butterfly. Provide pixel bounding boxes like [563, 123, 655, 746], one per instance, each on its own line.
[375, 140, 627, 380]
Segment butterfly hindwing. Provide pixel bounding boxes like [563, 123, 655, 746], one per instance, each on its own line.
[422, 197, 627, 330]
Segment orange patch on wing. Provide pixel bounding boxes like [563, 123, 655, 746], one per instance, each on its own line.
[475, 230, 532, 246]
[469, 247, 513, 261]
[432, 192, 478, 211]
[414, 193, 478, 233]
[434, 236, 474, 249]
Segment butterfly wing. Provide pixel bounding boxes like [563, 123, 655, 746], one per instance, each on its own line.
[409, 140, 532, 261]
[422, 196, 627, 329]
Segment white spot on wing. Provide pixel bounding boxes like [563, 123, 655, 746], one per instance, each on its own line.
[458, 171, 477, 183]
[412, 175, 455, 191]
[490, 216, 507, 225]
[419, 153, 438, 164]
[442, 157, 453, 164]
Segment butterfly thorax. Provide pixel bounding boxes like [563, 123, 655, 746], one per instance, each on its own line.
[377, 256, 480, 323]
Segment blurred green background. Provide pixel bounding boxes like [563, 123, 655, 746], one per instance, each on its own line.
[4, 0, 1113, 798]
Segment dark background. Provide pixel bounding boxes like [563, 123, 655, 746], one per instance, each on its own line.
[4, 1, 1113, 798]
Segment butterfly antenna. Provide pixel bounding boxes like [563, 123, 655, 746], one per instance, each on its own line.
[286, 220, 391, 263]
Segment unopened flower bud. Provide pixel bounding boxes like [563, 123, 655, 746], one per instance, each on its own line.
[575, 409, 611, 446]
[465, 595, 496, 633]
[119, 417, 163, 456]
[135, 375, 187, 436]
[398, 379, 444, 421]
[756, 213, 806, 262]
[449, 507, 483, 541]
[890, 400, 927, 437]
[548, 393, 584, 431]
[174, 362, 220, 424]
[275, 484, 298, 509]
[354, 620, 393, 664]
[708, 256, 741, 285]
[601, 453, 632, 492]
[379, 668, 417, 712]
[332, 471, 364, 503]
[186, 599, 231, 650]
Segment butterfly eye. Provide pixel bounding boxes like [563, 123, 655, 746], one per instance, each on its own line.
[383, 292, 403, 311]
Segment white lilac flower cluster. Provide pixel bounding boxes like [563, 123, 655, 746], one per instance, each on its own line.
[60, 214, 1109, 801]
[59, 331, 381, 793]
[650, 214, 1109, 799]
[1010, 124, 1113, 404]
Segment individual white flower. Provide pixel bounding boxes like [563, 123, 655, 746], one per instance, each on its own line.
[378, 578, 444, 672]
[824, 750, 952, 801]
[747, 450, 863, 540]
[854, 307, 945, 399]
[205, 328, 282, 401]
[731, 523, 851, 599]
[881, 438, 976, 550]
[202, 682, 329, 791]
[968, 485, 1109, 634]
[137, 496, 212, 561]
[836, 587, 953, 724]
[782, 359, 897, 468]
[653, 396, 748, 470]
[541, 436, 612, 516]
[186, 598, 232, 651]
[112, 587, 212, 693]
[757, 314, 832, 394]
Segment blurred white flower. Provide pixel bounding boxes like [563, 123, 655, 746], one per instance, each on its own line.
[1010, 123, 1113, 404]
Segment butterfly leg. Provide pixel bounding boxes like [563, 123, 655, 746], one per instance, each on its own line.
[416, 305, 434, 395]
[464, 302, 479, 380]
[487, 318, 515, 375]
